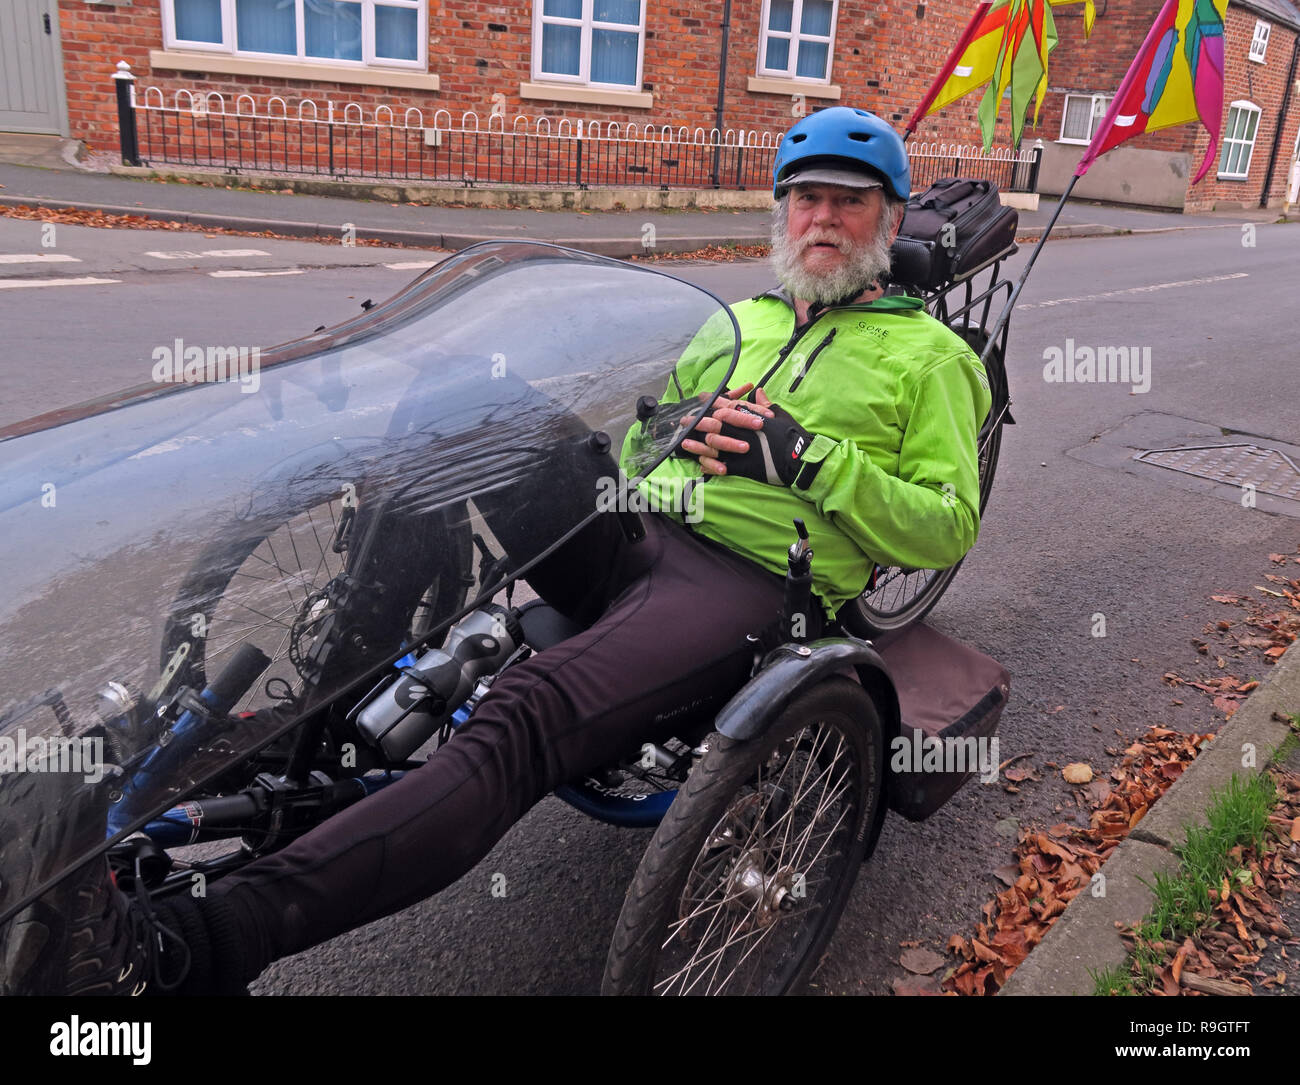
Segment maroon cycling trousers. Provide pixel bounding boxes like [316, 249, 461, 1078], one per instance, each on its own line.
[212, 513, 795, 979]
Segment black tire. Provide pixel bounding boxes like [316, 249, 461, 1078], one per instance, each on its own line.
[160, 486, 472, 717]
[842, 328, 1006, 639]
[603, 678, 883, 996]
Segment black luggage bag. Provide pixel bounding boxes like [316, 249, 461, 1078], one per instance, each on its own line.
[875, 622, 1010, 821]
[889, 177, 1020, 291]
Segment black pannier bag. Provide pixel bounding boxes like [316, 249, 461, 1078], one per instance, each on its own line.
[875, 622, 1011, 821]
[889, 177, 1020, 290]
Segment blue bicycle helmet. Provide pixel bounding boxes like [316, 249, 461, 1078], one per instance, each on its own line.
[772, 107, 910, 202]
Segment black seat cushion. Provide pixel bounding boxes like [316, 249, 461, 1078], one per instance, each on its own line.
[516, 599, 588, 652]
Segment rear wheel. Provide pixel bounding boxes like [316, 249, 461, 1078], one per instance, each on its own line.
[603, 678, 883, 995]
[843, 329, 1006, 639]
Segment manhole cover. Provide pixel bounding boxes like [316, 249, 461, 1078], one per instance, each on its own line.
[1134, 444, 1300, 500]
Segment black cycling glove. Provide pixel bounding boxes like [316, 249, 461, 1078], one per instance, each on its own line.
[716, 403, 823, 488]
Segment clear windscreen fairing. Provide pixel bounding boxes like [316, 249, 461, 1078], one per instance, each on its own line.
[0, 242, 739, 925]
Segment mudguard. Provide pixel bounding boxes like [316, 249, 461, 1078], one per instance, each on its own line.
[713, 636, 901, 861]
[714, 637, 902, 745]
[714, 626, 1012, 828]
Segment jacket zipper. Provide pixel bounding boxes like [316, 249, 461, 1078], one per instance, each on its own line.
[691, 293, 919, 496]
[738, 291, 920, 405]
[753, 316, 830, 394]
[788, 328, 836, 393]
[746, 288, 917, 397]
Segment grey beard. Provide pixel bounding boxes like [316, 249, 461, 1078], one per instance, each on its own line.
[769, 201, 897, 306]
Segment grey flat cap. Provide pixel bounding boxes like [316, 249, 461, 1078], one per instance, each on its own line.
[776, 167, 884, 195]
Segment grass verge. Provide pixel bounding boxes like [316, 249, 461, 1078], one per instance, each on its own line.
[1096, 772, 1278, 995]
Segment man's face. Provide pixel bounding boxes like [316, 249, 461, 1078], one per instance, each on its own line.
[770, 181, 902, 306]
[787, 182, 886, 271]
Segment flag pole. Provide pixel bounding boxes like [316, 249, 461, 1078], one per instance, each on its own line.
[976, 173, 1078, 370]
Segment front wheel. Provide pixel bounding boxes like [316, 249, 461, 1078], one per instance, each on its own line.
[160, 489, 472, 716]
[603, 678, 883, 995]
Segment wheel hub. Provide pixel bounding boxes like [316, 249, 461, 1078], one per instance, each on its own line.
[723, 851, 803, 929]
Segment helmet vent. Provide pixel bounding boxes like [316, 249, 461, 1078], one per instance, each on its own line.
[790, 133, 807, 143]
[848, 132, 870, 142]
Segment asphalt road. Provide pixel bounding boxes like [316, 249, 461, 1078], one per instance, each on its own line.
[1, 217, 1297, 994]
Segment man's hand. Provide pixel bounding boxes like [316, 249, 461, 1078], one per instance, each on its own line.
[679, 387, 821, 488]
[675, 384, 773, 476]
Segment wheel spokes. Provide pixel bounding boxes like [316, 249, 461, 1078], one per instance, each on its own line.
[194, 498, 349, 704]
[653, 719, 862, 995]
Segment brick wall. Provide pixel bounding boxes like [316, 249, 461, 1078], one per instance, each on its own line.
[1183, 7, 1300, 210]
[57, 0, 1300, 203]
[59, 0, 1017, 160]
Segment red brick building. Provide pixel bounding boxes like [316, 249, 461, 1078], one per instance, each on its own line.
[6, 0, 995, 148]
[2, 0, 1297, 208]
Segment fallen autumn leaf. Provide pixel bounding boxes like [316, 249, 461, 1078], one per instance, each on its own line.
[899, 947, 946, 975]
[1062, 763, 1093, 784]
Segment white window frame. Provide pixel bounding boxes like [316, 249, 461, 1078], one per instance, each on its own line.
[1057, 92, 1112, 144]
[757, 0, 839, 85]
[161, 0, 427, 71]
[1218, 100, 1262, 180]
[1248, 19, 1270, 63]
[531, 0, 646, 90]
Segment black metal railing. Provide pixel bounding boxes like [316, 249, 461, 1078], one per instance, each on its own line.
[907, 141, 1043, 194]
[115, 70, 1041, 194]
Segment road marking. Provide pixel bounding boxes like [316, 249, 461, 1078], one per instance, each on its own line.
[208, 268, 306, 278]
[1020, 272, 1249, 309]
[384, 261, 438, 270]
[0, 253, 81, 264]
[0, 276, 120, 289]
[146, 249, 272, 260]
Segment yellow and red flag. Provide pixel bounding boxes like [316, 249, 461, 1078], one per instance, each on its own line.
[1075, 0, 1227, 182]
[977, 0, 1058, 148]
[905, 0, 999, 133]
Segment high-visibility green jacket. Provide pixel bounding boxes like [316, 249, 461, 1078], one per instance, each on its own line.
[620, 289, 993, 614]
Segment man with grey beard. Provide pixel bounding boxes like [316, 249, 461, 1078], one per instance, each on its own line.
[647, 106, 992, 594]
[767, 174, 903, 312]
[14, 108, 991, 999]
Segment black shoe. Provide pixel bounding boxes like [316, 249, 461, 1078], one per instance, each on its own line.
[1, 772, 246, 996]
[2, 853, 191, 996]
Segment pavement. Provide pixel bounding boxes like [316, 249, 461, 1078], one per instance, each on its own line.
[0, 132, 1293, 258]
[2, 130, 1298, 996]
[999, 645, 1300, 996]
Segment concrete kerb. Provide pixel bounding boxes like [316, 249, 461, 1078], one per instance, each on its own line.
[1015, 222, 1246, 242]
[0, 190, 1199, 255]
[0, 193, 344, 241]
[999, 643, 1300, 996]
[4, 184, 1283, 256]
[0, 194, 759, 258]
